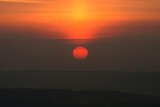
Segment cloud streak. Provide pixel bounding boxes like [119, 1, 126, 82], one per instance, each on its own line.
[0, 0, 44, 3]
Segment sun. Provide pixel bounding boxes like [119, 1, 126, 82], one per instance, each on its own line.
[73, 46, 88, 60]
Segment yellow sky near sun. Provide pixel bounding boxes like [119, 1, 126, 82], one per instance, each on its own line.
[0, 0, 160, 39]
[1, 0, 160, 19]
[1, 0, 160, 21]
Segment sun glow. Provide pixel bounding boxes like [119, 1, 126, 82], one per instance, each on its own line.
[22, 0, 95, 39]
[62, 0, 95, 39]
[0, 0, 124, 39]
[70, 0, 90, 21]
[1, 0, 160, 39]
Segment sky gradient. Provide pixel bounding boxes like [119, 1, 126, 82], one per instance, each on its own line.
[0, 0, 160, 71]
[1, 0, 160, 39]
[0, 0, 160, 95]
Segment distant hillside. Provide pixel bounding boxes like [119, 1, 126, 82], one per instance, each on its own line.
[0, 89, 160, 107]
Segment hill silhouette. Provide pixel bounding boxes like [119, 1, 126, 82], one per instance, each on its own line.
[0, 89, 160, 107]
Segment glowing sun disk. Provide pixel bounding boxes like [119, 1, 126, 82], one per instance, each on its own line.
[73, 46, 88, 60]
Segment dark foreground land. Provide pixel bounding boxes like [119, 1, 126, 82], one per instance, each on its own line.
[0, 89, 160, 107]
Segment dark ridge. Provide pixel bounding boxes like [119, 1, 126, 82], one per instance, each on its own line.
[0, 88, 160, 107]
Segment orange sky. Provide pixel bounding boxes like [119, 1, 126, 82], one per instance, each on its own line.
[0, 0, 160, 39]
